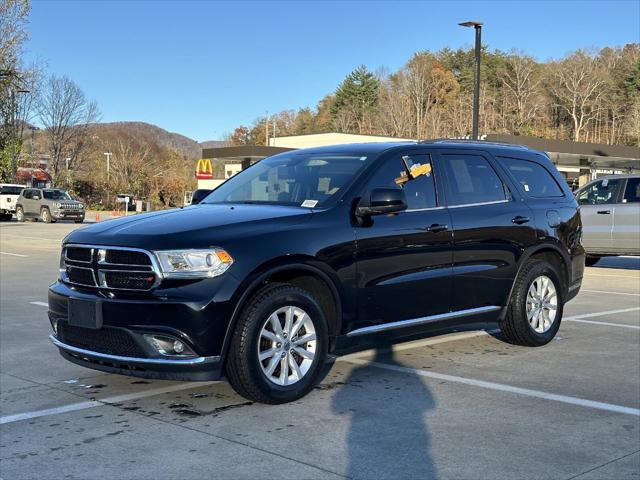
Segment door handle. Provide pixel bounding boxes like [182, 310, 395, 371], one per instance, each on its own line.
[511, 216, 530, 225]
[597, 210, 611, 215]
[426, 223, 448, 233]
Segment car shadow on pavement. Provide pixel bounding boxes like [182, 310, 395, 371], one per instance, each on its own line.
[591, 256, 640, 270]
[331, 348, 438, 480]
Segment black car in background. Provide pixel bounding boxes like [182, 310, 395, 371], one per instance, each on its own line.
[49, 141, 585, 403]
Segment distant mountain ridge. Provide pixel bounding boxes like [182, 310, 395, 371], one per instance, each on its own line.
[94, 121, 229, 159]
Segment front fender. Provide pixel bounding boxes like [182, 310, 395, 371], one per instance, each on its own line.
[219, 257, 346, 365]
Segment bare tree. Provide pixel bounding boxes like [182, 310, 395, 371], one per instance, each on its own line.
[501, 52, 541, 133]
[36, 75, 99, 185]
[546, 51, 607, 142]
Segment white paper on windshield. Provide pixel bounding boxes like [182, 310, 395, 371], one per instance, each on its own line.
[301, 200, 318, 208]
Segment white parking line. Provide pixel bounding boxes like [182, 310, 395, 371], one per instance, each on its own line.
[0, 381, 216, 425]
[29, 301, 48, 308]
[342, 357, 640, 417]
[0, 251, 27, 257]
[566, 318, 640, 329]
[565, 307, 640, 320]
[581, 289, 640, 297]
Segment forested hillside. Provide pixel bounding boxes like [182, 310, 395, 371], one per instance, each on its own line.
[229, 45, 640, 147]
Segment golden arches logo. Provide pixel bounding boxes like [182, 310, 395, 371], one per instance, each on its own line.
[195, 159, 214, 179]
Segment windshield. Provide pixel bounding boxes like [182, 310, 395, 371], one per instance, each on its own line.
[43, 189, 72, 200]
[0, 186, 22, 195]
[202, 152, 371, 208]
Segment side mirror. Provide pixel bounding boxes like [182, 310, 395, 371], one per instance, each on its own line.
[357, 188, 407, 217]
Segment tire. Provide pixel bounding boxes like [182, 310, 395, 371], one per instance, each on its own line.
[226, 283, 329, 404]
[585, 256, 600, 267]
[41, 207, 52, 223]
[15, 207, 25, 222]
[500, 259, 564, 347]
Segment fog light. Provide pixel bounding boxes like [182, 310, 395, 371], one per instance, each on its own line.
[144, 334, 195, 357]
[173, 340, 184, 354]
[51, 318, 58, 334]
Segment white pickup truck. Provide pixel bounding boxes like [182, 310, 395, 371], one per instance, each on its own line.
[0, 184, 25, 221]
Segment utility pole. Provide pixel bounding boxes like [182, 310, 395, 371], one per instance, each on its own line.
[265, 112, 269, 146]
[459, 21, 483, 140]
[104, 152, 112, 206]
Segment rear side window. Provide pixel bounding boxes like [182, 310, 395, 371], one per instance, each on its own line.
[623, 178, 640, 204]
[499, 157, 564, 197]
[577, 179, 621, 205]
[440, 154, 507, 206]
[365, 153, 437, 210]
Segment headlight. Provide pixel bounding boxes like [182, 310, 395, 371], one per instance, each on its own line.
[154, 249, 233, 278]
[79, 204, 84, 209]
[54, 202, 61, 208]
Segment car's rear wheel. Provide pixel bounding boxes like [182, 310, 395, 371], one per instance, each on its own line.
[585, 256, 600, 267]
[15, 207, 25, 222]
[226, 283, 328, 404]
[500, 259, 564, 347]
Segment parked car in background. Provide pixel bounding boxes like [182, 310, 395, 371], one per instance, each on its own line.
[189, 189, 212, 205]
[575, 174, 640, 265]
[16, 188, 85, 223]
[0, 183, 25, 221]
[49, 141, 584, 404]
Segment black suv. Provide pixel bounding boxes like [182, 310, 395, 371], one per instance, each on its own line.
[49, 141, 585, 403]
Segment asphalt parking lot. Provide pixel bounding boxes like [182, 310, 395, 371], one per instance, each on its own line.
[1, 220, 639, 480]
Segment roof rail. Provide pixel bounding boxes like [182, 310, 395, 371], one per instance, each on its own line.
[418, 138, 529, 149]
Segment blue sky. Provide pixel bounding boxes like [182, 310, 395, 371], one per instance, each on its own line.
[27, 0, 640, 142]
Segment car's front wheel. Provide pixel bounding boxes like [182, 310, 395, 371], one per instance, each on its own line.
[500, 259, 564, 347]
[226, 283, 328, 404]
[41, 208, 53, 223]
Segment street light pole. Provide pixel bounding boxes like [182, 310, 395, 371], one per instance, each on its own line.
[459, 21, 483, 140]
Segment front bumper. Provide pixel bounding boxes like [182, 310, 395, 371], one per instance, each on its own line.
[53, 209, 85, 220]
[50, 335, 222, 381]
[48, 276, 239, 381]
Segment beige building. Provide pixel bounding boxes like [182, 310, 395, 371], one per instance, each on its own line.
[197, 133, 639, 191]
[268, 132, 413, 149]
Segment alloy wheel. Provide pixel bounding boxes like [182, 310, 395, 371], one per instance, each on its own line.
[526, 275, 558, 334]
[257, 306, 317, 386]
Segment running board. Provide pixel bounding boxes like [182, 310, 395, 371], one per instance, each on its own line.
[346, 306, 502, 337]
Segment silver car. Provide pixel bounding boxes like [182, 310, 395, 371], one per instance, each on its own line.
[575, 174, 640, 265]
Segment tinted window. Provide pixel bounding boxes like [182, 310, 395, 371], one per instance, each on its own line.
[499, 157, 563, 197]
[364, 153, 437, 210]
[0, 186, 22, 195]
[22, 190, 32, 199]
[623, 178, 640, 204]
[204, 152, 372, 208]
[43, 189, 72, 200]
[441, 154, 507, 206]
[577, 179, 621, 205]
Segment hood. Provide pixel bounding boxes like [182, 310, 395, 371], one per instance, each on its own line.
[66, 203, 313, 250]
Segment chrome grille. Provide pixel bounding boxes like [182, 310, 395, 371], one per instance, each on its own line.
[61, 245, 160, 291]
[60, 203, 82, 210]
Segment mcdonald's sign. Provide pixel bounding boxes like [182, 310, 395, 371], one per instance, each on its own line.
[195, 159, 214, 179]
